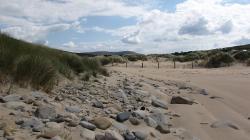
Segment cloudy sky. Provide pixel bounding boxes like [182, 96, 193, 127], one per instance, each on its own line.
[1, 0, 250, 54]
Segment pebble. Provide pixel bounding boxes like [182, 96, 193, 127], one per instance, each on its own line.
[116, 112, 131, 122]
[80, 121, 96, 131]
[92, 117, 112, 130]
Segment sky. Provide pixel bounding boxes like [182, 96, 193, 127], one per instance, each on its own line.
[1, 0, 250, 54]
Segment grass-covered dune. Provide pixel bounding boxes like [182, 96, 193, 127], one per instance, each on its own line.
[0, 33, 107, 92]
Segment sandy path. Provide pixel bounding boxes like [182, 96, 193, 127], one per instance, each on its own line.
[110, 64, 250, 140]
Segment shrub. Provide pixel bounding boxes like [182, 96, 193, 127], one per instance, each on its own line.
[206, 52, 234, 68]
[234, 51, 250, 61]
[14, 55, 57, 91]
[124, 54, 147, 61]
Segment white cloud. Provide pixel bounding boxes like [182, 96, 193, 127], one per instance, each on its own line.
[63, 41, 76, 48]
[1, 0, 250, 53]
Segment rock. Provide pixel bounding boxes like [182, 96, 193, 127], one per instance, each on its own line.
[19, 117, 44, 132]
[151, 99, 168, 109]
[210, 121, 239, 130]
[129, 117, 140, 125]
[123, 130, 136, 140]
[92, 117, 112, 130]
[112, 121, 128, 132]
[35, 104, 57, 119]
[41, 122, 64, 139]
[149, 111, 169, 125]
[144, 117, 157, 128]
[105, 130, 124, 140]
[65, 106, 81, 113]
[133, 131, 148, 140]
[80, 121, 96, 131]
[22, 95, 35, 104]
[31, 91, 48, 100]
[93, 100, 104, 108]
[95, 131, 123, 140]
[132, 110, 147, 119]
[80, 128, 95, 140]
[4, 101, 26, 110]
[115, 89, 129, 103]
[200, 89, 209, 95]
[0, 94, 22, 102]
[116, 112, 131, 122]
[156, 124, 170, 134]
[170, 96, 193, 105]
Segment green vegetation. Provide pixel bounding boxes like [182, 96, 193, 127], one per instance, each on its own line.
[124, 54, 147, 61]
[0, 33, 107, 91]
[234, 51, 250, 61]
[205, 52, 234, 68]
[96, 55, 126, 65]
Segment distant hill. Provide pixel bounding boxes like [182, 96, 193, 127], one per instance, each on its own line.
[77, 51, 140, 57]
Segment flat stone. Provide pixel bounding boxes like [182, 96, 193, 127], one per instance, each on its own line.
[151, 99, 168, 109]
[80, 121, 96, 131]
[116, 112, 131, 122]
[20, 117, 44, 132]
[210, 121, 239, 130]
[92, 117, 112, 130]
[65, 106, 81, 113]
[1, 94, 22, 102]
[4, 101, 26, 110]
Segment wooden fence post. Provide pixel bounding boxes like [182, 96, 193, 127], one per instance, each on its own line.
[192, 61, 194, 69]
[158, 61, 159, 69]
[142, 61, 144, 68]
[126, 62, 127, 68]
[174, 60, 176, 69]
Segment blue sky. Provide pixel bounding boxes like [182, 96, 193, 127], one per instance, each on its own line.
[1, 0, 250, 54]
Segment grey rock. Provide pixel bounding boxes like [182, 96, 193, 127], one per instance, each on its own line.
[132, 110, 147, 119]
[35, 104, 57, 119]
[149, 112, 169, 125]
[19, 117, 44, 132]
[151, 99, 168, 109]
[4, 101, 26, 110]
[93, 100, 104, 108]
[156, 124, 170, 134]
[170, 96, 193, 105]
[95, 131, 123, 140]
[112, 121, 128, 132]
[31, 91, 48, 100]
[80, 121, 96, 131]
[200, 89, 209, 96]
[80, 128, 95, 140]
[1, 94, 22, 102]
[123, 130, 136, 140]
[133, 131, 148, 140]
[144, 117, 157, 128]
[65, 106, 81, 113]
[116, 112, 131, 122]
[129, 117, 140, 125]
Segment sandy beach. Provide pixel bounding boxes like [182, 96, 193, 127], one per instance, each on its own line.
[110, 61, 250, 140]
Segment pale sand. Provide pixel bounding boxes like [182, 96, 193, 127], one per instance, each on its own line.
[110, 61, 250, 140]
